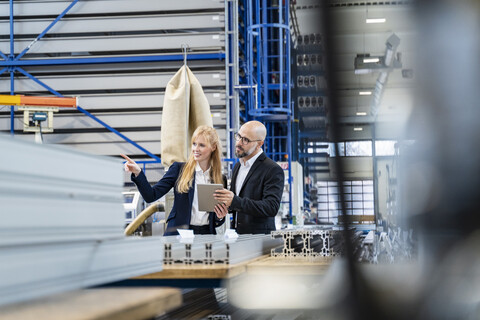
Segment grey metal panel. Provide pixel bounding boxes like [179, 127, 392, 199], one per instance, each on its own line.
[40, 140, 161, 156]
[49, 141, 227, 157]
[76, 92, 226, 110]
[0, 33, 225, 55]
[0, 14, 225, 36]
[0, 133, 125, 245]
[0, 237, 164, 307]
[42, 129, 227, 144]
[24, 59, 226, 74]
[1, 112, 225, 130]
[0, 0, 224, 17]
[54, 112, 162, 129]
[0, 71, 226, 92]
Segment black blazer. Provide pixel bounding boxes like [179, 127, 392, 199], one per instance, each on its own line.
[230, 152, 285, 234]
[131, 162, 225, 236]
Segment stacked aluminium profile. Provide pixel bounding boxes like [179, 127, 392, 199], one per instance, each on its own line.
[0, 134, 163, 307]
[162, 234, 283, 265]
[271, 227, 342, 258]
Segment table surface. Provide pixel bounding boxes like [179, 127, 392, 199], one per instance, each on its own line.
[0, 287, 182, 320]
[136, 254, 333, 279]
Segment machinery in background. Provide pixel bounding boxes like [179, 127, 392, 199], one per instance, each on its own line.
[278, 161, 304, 227]
[123, 191, 144, 225]
[123, 191, 165, 236]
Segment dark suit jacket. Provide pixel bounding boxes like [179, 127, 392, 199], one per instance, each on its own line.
[230, 152, 285, 234]
[131, 162, 225, 236]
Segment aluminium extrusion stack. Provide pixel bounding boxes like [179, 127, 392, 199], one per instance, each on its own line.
[162, 234, 283, 265]
[0, 134, 164, 307]
[271, 227, 340, 258]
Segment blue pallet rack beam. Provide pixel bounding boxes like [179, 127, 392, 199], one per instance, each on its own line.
[3, 1, 226, 162]
[0, 54, 226, 67]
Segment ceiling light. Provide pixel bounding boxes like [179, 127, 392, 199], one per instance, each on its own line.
[359, 91, 372, 95]
[363, 58, 380, 63]
[354, 127, 363, 131]
[366, 18, 386, 24]
[356, 112, 368, 116]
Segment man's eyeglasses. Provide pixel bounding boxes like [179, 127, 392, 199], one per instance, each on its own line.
[234, 133, 262, 145]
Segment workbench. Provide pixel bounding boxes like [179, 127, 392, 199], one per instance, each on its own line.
[107, 255, 332, 288]
[0, 287, 182, 320]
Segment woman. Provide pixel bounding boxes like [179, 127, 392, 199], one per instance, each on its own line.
[121, 125, 228, 235]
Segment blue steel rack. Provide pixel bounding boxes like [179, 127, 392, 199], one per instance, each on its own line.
[239, 0, 293, 221]
[1, 0, 226, 165]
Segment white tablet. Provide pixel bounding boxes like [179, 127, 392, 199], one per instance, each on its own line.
[197, 183, 224, 212]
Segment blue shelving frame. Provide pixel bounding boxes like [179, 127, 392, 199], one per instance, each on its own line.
[1, 0, 225, 165]
[239, 0, 293, 221]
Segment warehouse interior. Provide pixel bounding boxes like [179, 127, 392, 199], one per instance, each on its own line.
[1, 0, 480, 319]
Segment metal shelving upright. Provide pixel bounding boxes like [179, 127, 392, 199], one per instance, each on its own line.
[238, 0, 293, 221]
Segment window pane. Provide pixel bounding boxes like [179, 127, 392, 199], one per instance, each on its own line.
[364, 202, 374, 209]
[346, 141, 372, 156]
[318, 195, 329, 202]
[364, 193, 374, 201]
[317, 181, 328, 187]
[318, 203, 329, 210]
[315, 179, 374, 224]
[352, 186, 363, 193]
[375, 140, 396, 156]
[352, 194, 363, 201]
[328, 195, 339, 202]
[363, 185, 374, 193]
[352, 202, 363, 209]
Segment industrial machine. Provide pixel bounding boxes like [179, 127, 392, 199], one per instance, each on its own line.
[123, 191, 166, 236]
[123, 191, 144, 225]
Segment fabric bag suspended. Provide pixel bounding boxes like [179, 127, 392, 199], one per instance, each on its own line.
[161, 65, 213, 167]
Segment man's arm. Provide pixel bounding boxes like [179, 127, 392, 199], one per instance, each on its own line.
[214, 163, 284, 218]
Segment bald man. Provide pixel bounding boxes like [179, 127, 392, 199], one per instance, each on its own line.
[214, 121, 285, 234]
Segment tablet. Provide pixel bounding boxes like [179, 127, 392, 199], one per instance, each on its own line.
[197, 183, 224, 212]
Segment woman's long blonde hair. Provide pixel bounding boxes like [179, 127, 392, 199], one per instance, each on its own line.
[176, 125, 223, 193]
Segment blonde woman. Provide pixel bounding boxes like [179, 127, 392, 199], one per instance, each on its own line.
[121, 126, 227, 235]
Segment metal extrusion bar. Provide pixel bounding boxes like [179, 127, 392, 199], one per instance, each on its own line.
[161, 234, 283, 265]
[271, 228, 341, 258]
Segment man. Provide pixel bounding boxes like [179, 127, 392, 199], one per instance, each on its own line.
[214, 121, 285, 234]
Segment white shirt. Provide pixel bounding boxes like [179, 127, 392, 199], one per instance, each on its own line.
[190, 163, 211, 226]
[235, 149, 263, 195]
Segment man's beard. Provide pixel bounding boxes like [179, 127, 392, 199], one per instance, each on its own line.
[235, 146, 253, 158]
